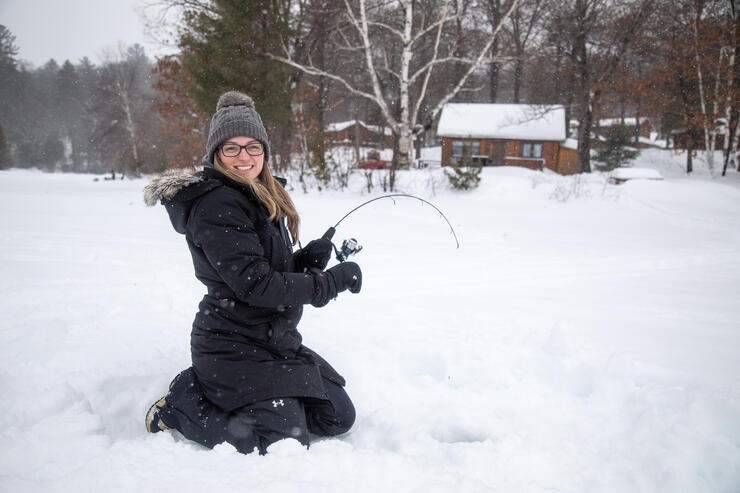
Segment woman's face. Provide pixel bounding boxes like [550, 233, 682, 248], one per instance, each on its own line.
[218, 136, 264, 181]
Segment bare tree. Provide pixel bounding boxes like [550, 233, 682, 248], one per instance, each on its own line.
[722, 0, 740, 175]
[544, 0, 655, 173]
[92, 44, 156, 177]
[690, 0, 732, 170]
[483, 0, 512, 102]
[271, 0, 522, 188]
[507, 0, 543, 102]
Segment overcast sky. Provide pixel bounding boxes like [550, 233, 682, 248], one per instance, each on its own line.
[0, 0, 177, 67]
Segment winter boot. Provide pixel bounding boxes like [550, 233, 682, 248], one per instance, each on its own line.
[145, 396, 170, 433]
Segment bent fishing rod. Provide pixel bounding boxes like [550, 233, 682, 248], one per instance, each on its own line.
[320, 194, 460, 262]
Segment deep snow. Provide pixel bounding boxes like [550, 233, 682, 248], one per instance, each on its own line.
[1, 149, 739, 492]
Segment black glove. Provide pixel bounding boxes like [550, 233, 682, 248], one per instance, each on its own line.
[327, 261, 362, 294]
[310, 262, 362, 307]
[294, 238, 333, 271]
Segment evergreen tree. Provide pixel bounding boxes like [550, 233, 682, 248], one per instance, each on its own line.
[593, 124, 640, 171]
[0, 26, 22, 146]
[177, 0, 295, 168]
[40, 130, 64, 171]
[0, 123, 12, 169]
[74, 57, 100, 172]
[15, 60, 60, 168]
[445, 146, 482, 190]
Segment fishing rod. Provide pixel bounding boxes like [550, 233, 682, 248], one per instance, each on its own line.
[321, 194, 460, 262]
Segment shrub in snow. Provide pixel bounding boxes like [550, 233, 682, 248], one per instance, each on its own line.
[593, 124, 640, 171]
[310, 139, 333, 190]
[445, 148, 481, 190]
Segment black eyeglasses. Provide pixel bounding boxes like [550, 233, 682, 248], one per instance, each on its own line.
[220, 142, 264, 157]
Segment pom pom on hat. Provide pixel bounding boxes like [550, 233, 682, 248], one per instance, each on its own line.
[216, 91, 255, 110]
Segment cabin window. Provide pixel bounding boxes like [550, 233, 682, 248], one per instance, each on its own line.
[521, 142, 543, 158]
[451, 140, 481, 162]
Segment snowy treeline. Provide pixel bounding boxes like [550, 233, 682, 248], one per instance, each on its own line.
[0, 28, 163, 175]
[1, 0, 738, 177]
[1, 152, 739, 491]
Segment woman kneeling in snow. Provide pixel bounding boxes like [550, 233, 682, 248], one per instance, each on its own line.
[143, 91, 361, 454]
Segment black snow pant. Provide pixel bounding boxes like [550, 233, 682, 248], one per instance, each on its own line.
[158, 367, 355, 455]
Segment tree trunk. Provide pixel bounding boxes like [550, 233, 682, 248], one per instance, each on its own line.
[577, 101, 593, 174]
[353, 112, 361, 169]
[490, 60, 500, 102]
[315, 85, 327, 171]
[513, 56, 523, 103]
[574, 12, 591, 174]
[118, 81, 139, 176]
[722, 9, 739, 175]
[692, 0, 716, 169]
[486, 0, 502, 102]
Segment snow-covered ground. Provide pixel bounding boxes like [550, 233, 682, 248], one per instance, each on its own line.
[1, 149, 740, 492]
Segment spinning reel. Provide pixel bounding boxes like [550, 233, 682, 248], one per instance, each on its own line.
[335, 238, 363, 262]
[322, 226, 362, 262]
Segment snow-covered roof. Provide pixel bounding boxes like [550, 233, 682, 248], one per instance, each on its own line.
[326, 120, 392, 135]
[437, 104, 566, 141]
[561, 138, 579, 150]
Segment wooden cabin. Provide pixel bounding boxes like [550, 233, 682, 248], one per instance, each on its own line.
[437, 104, 578, 175]
[325, 120, 394, 149]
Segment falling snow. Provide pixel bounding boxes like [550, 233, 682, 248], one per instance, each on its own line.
[1, 150, 739, 492]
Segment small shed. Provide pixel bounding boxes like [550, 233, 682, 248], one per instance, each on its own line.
[325, 120, 394, 149]
[557, 138, 580, 175]
[608, 167, 663, 185]
[437, 104, 577, 174]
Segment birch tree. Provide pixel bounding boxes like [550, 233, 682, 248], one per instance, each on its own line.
[689, 0, 730, 170]
[721, 0, 739, 175]
[272, 0, 523, 183]
[92, 44, 156, 176]
[645, 0, 735, 174]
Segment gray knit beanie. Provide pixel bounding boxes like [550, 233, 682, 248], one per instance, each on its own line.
[205, 91, 270, 165]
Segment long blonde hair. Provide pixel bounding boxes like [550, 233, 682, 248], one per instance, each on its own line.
[214, 155, 300, 245]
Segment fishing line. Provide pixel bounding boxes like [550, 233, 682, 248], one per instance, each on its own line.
[322, 194, 460, 249]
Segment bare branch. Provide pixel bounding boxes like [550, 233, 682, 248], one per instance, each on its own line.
[411, 0, 452, 126]
[411, 13, 461, 45]
[426, 0, 523, 124]
[356, 0, 398, 128]
[268, 53, 382, 106]
[366, 21, 405, 39]
[410, 55, 512, 84]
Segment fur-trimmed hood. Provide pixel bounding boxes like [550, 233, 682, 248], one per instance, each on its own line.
[143, 166, 223, 234]
[144, 166, 208, 206]
[144, 166, 289, 234]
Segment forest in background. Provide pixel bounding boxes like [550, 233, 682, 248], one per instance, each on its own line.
[0, 0, 737, 178]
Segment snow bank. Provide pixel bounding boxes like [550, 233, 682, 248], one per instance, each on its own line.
[2, 150, 740, 492]
[610, 167, 663, 183]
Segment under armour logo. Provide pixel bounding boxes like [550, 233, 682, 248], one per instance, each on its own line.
[272, 399, 285, 408]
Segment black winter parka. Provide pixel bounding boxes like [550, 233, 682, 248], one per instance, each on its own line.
[145, 167, 344, 412]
